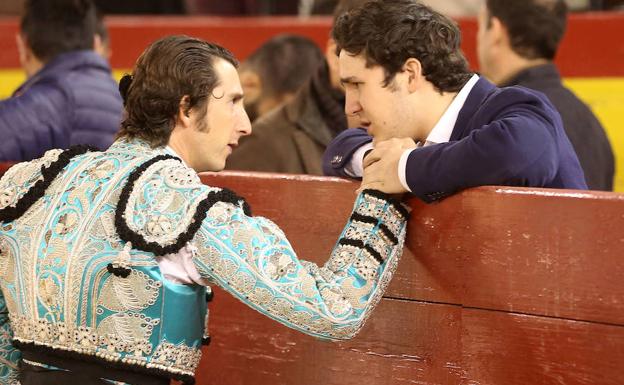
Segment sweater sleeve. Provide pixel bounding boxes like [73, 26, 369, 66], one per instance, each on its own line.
[322, 128, 373, 177]
[405, 100, 568, 202]
[0, 81, 70, 162]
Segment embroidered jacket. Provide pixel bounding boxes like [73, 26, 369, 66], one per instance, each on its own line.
[0, 139, 408, 384]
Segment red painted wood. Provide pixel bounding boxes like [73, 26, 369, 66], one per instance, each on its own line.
[0, 162, 14, 175]
[196, 287, 624, 385]
[0, 13, 623, 76]
[463, 309, 624, 385]
[199, 172, 624, 326]
[197, 292, 464, 385]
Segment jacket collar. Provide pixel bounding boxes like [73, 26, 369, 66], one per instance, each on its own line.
[14, 50, 112, 96]
[450, 76, 497, 141]
[107, 137, 167, 158]
[500, 63, 561, 88]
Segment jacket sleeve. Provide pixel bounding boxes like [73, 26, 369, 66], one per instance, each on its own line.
[322, 128, 372, 177]
[0, 292, 20, 385]
[405, 102, 563, 202]
[0, 81, 70, 162]
[191, 190, 408, 340]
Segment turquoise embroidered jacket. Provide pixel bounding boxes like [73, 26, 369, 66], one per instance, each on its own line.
[0, 139, 408, 384]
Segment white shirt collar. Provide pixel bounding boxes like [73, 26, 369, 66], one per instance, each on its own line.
[398, 74, 480, 192]
[422, 74, 480, 146]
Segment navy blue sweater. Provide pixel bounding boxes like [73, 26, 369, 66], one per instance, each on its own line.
[0, 50, 122, 161]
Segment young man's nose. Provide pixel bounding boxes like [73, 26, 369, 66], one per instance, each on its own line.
[345, 92, 362, 116]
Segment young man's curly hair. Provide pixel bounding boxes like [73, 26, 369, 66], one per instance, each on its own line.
[332, 0, 472, 93]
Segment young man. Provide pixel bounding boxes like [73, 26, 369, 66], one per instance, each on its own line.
[0, 35, 408, 385]
[322, 0, 587, 202]
[0, 0, 122, 162]
[477, 0, 614, 191]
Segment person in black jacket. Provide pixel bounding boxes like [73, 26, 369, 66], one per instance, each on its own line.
[477, 0, 615, 191]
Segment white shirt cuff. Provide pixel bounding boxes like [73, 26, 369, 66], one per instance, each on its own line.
[344, 142, 374, 178]
[398, 149, 414, 192]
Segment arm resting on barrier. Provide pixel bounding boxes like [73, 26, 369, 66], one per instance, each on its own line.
[191, 190, 408, 340]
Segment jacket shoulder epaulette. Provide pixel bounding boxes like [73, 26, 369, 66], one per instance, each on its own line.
[115, 155, 251, 256]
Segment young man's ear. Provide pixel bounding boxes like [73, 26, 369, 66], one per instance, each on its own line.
[16, 34, 31, 68]
[94, 34, 112, 61]
[402, 58, 423, 93]
[489, 16, 508, 46]
[325, 38, 342, 90]
[177, 95, 192, 128]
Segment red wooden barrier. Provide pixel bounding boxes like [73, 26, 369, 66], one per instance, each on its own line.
[193, 171, 624, 385]
[1, 13, 623, 76]
[1, 164, 622, 384]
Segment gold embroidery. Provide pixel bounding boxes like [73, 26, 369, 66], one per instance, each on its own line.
[97, 313, 159, 355]
[10, 315, 200, 376]
[97, 270, 162, 312]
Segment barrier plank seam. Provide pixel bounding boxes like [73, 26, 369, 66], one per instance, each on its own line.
[383, 296, 624, 328]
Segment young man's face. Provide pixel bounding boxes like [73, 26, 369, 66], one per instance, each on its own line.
[339, 51, 413, 143]
[188, 59, 252, 172]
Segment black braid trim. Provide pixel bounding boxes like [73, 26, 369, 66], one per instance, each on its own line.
[378, 223, 399, 246]
[338, 238, 365, 249]
[115, 155, 252, 256]
[338, 239, 384, 264]
[106, 263, 131, 278]
[13, 340, 196, 385]
[361, 189, 410, 221]
[350, 212, 378, 225]
[0, 145, 97, 223]
[364, 245, 385, 264]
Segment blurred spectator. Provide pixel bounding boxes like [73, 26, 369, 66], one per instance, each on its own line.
[591, 0, 624, 10]
[0, 0, 24, 15]
[477, 0, 614, 190]
[185, 0, 297, 15]
[0, 0, 122, 162]
[300, 0, 339, 15]
[226, 0, 367, 175]
[93, 0, 184, 14]
[240, 34, 324, 122]
[94, 9, 111, 60]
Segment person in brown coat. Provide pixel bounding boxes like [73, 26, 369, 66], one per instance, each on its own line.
[226, 0, 366, 175]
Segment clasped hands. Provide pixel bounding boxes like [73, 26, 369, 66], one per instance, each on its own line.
[357, 137, 417, 194]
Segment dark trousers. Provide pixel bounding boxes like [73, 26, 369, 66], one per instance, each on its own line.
[20, 361, 112, 385]
[19, 351, 171, 385]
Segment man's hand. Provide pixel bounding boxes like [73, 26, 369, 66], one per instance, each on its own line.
[358, 138, 417, 194]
